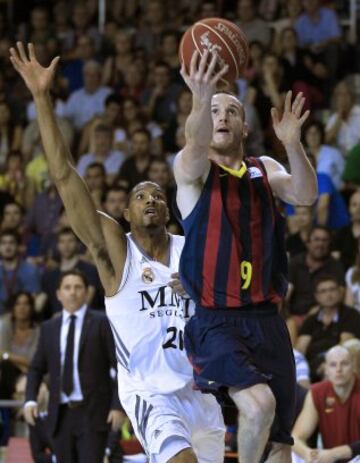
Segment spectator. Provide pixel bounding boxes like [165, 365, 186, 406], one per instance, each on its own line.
[114, 129, 155, 191]
[345, 237, 360, 312]
[293, 345, 360, 462]
[294, 0, 341, 75]
[77, 123, 125, 182]
[334, 190, 360, 270]
[0, 101, 22, 169]
[278, 27, 328, 111]
[325, 81, 360, 156]
[118, 62, 147, 102]
[18, 6, 54, 45]
[0, 201, 29, 255]
[296, 276, 360, 381]
[272, 0, 303, 42]
[236, 0, 272, 47]
[286, 206, 313, 258]
[135, 0, 167, 56]
[102, 30, 134, 89]
[243, 40, 265, 84]
[303, 120, 344, 189]
[158, 30, 181, 82]
[141, 61, 182, 129]
[24, 270, 124, 463]
[25, 183, 63, 258]
[64, 60, 112, 130]
[0, 230, 41, 315]
[84, 162, 107, 209]
[293, 349, 310, 389]
[164, 87, 192, 153]
[52, 1, 75, 54]
[0, 292, 39, 399]
[71, 1, 101, 51]
[0, 151, 36, 209]
[41, 227, 102, 315]
[288, 225, 345, 321]
[101, 186, 129, 231]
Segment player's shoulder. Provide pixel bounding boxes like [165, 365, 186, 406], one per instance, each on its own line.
[259, 155, 286, 172]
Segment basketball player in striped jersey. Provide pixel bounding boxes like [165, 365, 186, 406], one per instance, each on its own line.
[10, 43, 225, 463]
[174, 50, 318, 463]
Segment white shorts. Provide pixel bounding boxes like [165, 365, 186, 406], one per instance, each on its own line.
[119, 382, 225, 463]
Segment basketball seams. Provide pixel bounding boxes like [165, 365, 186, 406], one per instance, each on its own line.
[195, 21, 239, 79]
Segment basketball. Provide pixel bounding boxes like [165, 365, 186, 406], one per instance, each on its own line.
[179, 17, 249, 84]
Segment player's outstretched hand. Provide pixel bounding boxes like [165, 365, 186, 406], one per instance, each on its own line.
[180, 50, 228, 102]
[9, 42, 59, 97]
[271, 91, 310, 147]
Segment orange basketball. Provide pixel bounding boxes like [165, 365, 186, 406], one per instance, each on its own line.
[179, 17, 249, 83]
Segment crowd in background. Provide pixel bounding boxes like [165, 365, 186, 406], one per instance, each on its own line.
[0, 0, 360, 461]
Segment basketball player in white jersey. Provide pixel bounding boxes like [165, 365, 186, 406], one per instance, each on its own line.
[10, 43, 225, 463]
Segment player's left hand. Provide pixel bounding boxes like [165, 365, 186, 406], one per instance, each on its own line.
[271, 90, 310, 147]
[107, 410, 126, 431]
[168, 272, 187, 297]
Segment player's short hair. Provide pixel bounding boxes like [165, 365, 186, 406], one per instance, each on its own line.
[57, 269, 89, 289]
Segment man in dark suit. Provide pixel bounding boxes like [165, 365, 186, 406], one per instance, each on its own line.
[24, 269, 124, 463]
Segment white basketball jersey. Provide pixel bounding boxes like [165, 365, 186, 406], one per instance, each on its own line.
[105, 233, 194, 395]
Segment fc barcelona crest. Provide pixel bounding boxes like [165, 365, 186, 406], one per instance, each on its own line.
[142, 267, 155, 284]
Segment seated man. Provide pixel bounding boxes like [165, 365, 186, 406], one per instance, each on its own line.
[293, 345, 360, 462]
[296, 275, 360, 381]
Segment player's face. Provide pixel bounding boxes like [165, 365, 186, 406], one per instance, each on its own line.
[125, 183, 169, 229]
[325, 350, 354, 387]
[210, 94, 247, 153]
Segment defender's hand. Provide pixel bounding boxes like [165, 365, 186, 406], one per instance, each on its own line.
[271, 91, 310, 147]
[9, 42, 59, 97]
[180, 50, 228, 103]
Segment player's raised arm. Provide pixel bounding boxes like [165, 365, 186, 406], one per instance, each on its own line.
[10, 43, 125, 294]
[174, 51, 228, 184]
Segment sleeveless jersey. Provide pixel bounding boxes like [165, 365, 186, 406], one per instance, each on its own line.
[179, 157, 288, 309]
[105, 233, 194, 395]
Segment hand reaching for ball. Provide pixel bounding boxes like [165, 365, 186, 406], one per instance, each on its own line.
[180, 50, 229, 103]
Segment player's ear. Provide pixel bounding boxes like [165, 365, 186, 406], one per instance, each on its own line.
[242, 121, 249, 139]
[123, 208, 130, 223]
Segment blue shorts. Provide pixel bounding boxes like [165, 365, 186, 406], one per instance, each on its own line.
[184, 303, 296, 445]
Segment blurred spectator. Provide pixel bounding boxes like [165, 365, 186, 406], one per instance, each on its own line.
[294, 0, 341, 75]
[61, 34, 98, 93]
[25, 184, 63, 258]
[325, 81, 360, 156]
[114, 129, 155, 191]
[77, 123, 125, 182]
[334, 190, 360, 271]
[243, 40, 265, 84]
[236, 0, 271, 47]
[119, 62, 147, 102]
[141, 61, 182, 129]
[71, 1, 101, 51]
[343, 338, 360, 376]
[102, 30, 134, 89]
[0, 151, 36, 209]
[345, 237, 360, 312]
[277, 27, 328, 111]
[0, 230, 41, 315]
[41, 227, 102, 315]
[135, 0, 167, 56]
[342, 143, 360, 189]
[296, 275, 360, 381]
[64, 60, 112, 130]
[272, 0, 302, 39]
[53, 1, 75, 54]
[287, 225, 345, 320]
[84, 162, 108, 209]
[0, 101, 23, 169]
[102, 186, 129, 231]
[0, 292, 39, 399]
[303, 120, 344, 189]
[293, 349, 310, 389]
[293, 345, 360, 462]
[0, 201, 28, 254]
[164, 88, 192, 153]
[18, 6, 54, 45]
[158, 30, 181, 83]
[286, 206, 313, 258]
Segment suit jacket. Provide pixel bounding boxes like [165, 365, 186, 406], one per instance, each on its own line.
[26, 308, 121, 436]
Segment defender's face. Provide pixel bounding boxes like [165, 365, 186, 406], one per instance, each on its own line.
[210, 94, 247, 152]
[125, 183, 169, 229]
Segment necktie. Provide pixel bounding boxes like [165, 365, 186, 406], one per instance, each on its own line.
[62, 314, 76, 396]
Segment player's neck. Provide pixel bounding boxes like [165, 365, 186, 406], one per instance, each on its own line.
[209, 149, 244, 170]
[131, 229, 170, 263]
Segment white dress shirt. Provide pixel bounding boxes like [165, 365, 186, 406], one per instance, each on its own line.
[60, 305, 87, 403]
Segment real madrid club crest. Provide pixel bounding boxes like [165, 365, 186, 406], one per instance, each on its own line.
[142, 267, 155, 284]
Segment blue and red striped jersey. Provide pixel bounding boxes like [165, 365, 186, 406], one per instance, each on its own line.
[179, 157, 288, 309]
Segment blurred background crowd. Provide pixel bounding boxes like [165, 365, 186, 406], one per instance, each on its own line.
[0, 0, 360, 461]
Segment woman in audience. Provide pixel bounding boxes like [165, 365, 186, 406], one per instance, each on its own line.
[0, 291, 39, 399]
[102, 30, 134, 89]
[345, 237, 360, 312]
